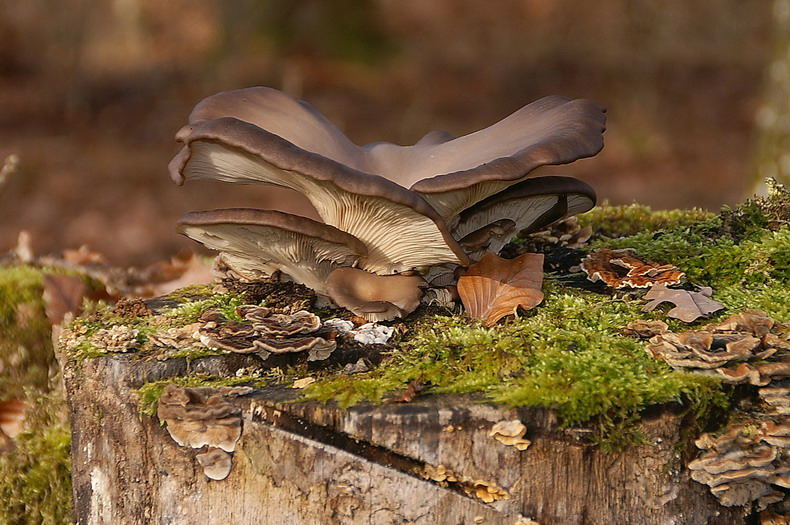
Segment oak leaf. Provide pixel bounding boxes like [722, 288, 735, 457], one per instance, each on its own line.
[457, 253, 544, 327]
[642, 284, 724, 323]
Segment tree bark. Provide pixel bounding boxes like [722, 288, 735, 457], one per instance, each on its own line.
[62, 351, 741, 525]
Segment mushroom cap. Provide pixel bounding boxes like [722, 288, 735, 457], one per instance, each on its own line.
[196, 447, 233, 481]
[326, 267, 425, 322]
[171, 87, 604, 270]
[452, 175, 596, 259]
[171, 115, 468, 274]
[177, 208, 367, 294]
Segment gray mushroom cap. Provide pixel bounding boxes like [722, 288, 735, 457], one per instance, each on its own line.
[451, 175, 596, 259]
[170, 87, 604, 272]
[177, 208, 367, 294]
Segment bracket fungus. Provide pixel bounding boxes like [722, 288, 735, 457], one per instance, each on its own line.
[198, 305, 337, 361]
[172, 86, 605, 320]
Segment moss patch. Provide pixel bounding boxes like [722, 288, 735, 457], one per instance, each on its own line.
[303, 287, 728, 447]
[303, 188, 788, 445]
[0, 266, 55, 400]
[0, 391, 72, 525]
[578, 203, 714, 237]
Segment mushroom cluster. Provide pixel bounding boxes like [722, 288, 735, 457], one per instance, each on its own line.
[171, 87, 605, 320]
[645, 310, 789, 384]
[157, 384, 252, 481]
[198, 305, 336, 361]
[688, 418, 789, 510]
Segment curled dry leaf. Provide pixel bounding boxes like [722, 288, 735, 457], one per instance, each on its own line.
[489, 419, 531, 450]
[642, 284, 725, 323]
[0, 399, 28, 446]
[581, 248, 684, 289]
[384, 378, 429, 404]
[457, 252, 544, 327]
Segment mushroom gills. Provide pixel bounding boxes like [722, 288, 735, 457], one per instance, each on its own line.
[177, 208, 366, 295]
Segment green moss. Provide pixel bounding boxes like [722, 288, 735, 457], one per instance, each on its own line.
[303, 287, 728, 445]
[0, 266, 56, 400]
[136, 374, 271, 417]
[160, 293, 247, 324]
[578, 203, 714, 237]
[0, 391, 72, 524]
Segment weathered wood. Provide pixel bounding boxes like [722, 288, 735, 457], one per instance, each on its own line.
[63, 353, 742, 524]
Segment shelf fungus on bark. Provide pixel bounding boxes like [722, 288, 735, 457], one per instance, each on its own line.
[489, 419, 531, 450]
[156, 384, 251, 481]
[198, 306, 336, 361]
[645, 310, 788, 383]
[581, 249, 685, 289]
[688, 418, 789, 510]
[416, 464, 510, 503]
[170, 86, 605, 321]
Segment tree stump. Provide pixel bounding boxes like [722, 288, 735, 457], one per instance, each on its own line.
[62, 351, 741, 524]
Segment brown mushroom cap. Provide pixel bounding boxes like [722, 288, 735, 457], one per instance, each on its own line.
[326, 267, 425, 322]
[177, 208, 367, 294]
[196, 447, 233, 481]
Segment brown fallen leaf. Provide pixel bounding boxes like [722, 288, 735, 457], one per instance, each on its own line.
[0, 399, 28, 450]
[457, 252, 544, 327]
[384, 378, 429, 403]
[42, 273, 87, 325]
[642, 284, 725, 323]
[581, 248, 685, 289]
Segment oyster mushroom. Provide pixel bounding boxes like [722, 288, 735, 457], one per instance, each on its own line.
[171, 87, 606, 319]
[451, 176, 596, 260]
[326, 267, 425, 322]
[177, 209, 367, 294]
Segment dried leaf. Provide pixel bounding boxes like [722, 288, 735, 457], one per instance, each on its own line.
[384, 378, 428, 403]
[457, 253, 544, 326]
[642, 284, 725, 323]
[581, 248, 684, 289]
[0, 399, 27, 439]
[42, 273, 86, 325]
[293, 377, 316, 389]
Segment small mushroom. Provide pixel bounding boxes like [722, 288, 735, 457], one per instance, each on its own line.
[178, 209, 367, 294]
[489, 419, 531, 450]
[156, 384, 242, 453]
[326, 267, 425, 322]
[251, 310, 321, 336]
[196, 447, 233, 481]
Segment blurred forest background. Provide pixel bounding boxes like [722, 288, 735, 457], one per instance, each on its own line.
[0, 0, 787, 264]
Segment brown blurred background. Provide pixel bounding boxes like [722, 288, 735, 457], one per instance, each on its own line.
[0, 0, 785, 264]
